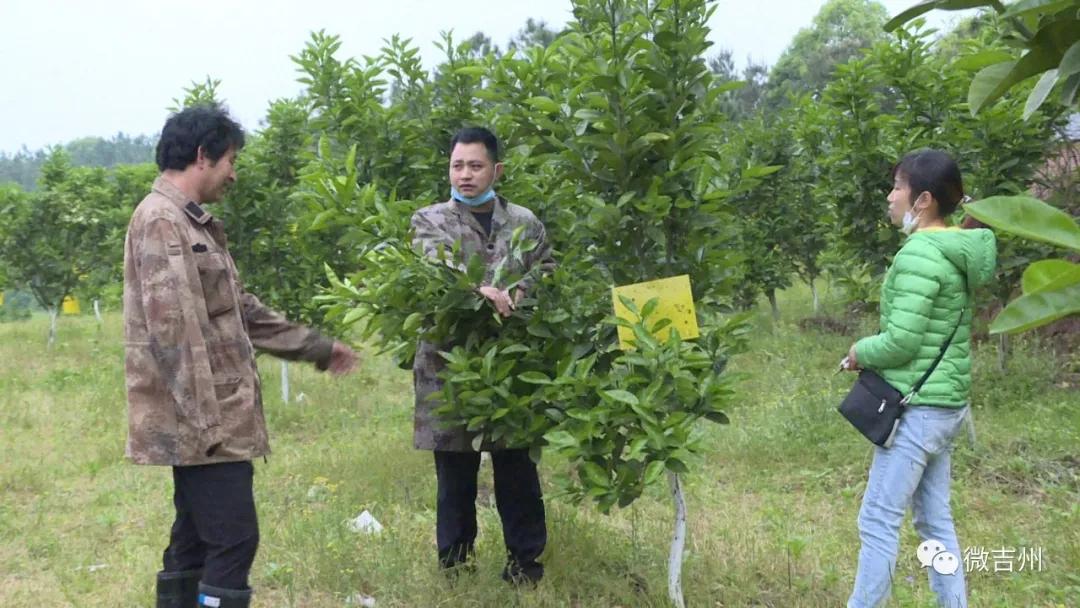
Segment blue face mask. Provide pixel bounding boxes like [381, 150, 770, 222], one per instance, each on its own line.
[451, 186, 496, 207]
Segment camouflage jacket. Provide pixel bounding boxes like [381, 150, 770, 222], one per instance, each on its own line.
[123, 177, 333, 466]
[410, 196, 555, 451]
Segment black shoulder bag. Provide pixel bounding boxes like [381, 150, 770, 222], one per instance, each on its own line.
[838, 309, 965, 448]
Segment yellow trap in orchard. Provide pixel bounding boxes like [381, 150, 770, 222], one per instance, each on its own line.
[611, 275, 699, 349]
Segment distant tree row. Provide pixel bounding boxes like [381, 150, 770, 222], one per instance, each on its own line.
[0, 132, 156, 190]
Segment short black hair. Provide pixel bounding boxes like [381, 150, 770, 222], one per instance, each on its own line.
[449, 127, 499, 162]
[156, 104, 245, 171]
[892, 149, 965, 217]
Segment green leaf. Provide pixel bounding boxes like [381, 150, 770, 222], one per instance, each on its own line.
[580, 462, 610, 487]
[964, 196, 1080, 251]
[603, 389, 640, 406]
[543, 430, 576, 449]
[1021, 259, 1080, 294]
[742, 164, 783, 179]
[712, 80, 747, 94]
[544, 408, 566, 422]
[650, 318, 672, 335]
[471, 435, 484, 451]
[643, 460, 666, 485]
[451, 371, 482, 382]
[1062, 72, 1080, 105]
[885, 0, 997, 32]
[640, 297, 659, 321]
[635, 132, 670, 146]
[518, 371, 553, 385]
[402, 311, 423, 332]
[342, 307, 365, 326]
[969, 19, 1078, 113]
[1058, 41, 1080, 78]
[1024, 69, 1059, 119]
[704, 411, 730, 425]
[953, 50, 1016, 72]
[525, 96, 561, 114]
[653, 31, 678, 48]
[1001, 0, 1074, 20]
[991, 281, 1080, 334]
[309, 209, 337, 231]
[454, 65, 487, 77]
[968, 61, 1016, 114]
[665, 458, 689, 474]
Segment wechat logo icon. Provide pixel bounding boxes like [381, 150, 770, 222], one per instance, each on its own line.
[917, 539, 959, 576]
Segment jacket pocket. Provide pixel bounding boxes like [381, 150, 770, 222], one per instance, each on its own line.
[214, 375, 253, 452]
[195, 252, 235, 317]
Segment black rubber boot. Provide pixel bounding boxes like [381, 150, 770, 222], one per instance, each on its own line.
[502, 555, 543, 587]
[156, 569, 201, 608]
[197, 582, 252, 608]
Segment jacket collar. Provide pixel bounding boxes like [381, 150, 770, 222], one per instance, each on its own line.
[153, 176, 214, 225]
[445, 195, 508, 239]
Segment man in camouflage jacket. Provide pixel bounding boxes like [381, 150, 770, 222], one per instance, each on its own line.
[124, 105, 357, 608]
[411, 127, 555, 584]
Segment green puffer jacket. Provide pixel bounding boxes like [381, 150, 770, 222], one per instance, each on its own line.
[855, 227, 997, 407]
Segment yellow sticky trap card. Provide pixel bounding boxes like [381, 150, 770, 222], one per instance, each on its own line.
[612, 274, 699, 349]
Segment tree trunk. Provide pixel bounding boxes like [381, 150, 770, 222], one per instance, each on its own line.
[281, 360, 290, 404]
[767, 289, 780, 321]
[997, 333, 1009, 374]
[47, 307, 58, 349]
[963, 407, 977, 447]
[93, 299, 103, 325]
[810, 278, 820, 314]
[667, 472, 687, 608]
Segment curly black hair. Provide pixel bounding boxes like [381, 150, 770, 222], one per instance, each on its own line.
[155, 104, 245, 171]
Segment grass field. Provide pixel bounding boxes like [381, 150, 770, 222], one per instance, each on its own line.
[1, 286, 1077, 607]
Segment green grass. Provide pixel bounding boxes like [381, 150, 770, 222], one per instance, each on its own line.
[1, 286, 1077, 607]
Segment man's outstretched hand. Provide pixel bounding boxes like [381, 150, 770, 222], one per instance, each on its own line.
[327, 341, 359, 375]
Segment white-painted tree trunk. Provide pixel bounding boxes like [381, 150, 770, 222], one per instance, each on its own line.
[93, 299, 103, 324]
[964, 407, 977, 447]
[767, 289, 780, 322]
[281, 360, 290, 404]
[668, 472, 687, 608]
[47, 308, 58, 349]
[997, 333, 1009, 373]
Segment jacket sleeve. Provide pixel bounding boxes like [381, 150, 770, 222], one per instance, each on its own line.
[240, 291, 334, 369]
[855, 249, 941, 369]
[517, 221, 556, 293]
[134, 216, 222, 441]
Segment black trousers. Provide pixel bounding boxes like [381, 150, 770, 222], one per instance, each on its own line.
[434, 449, 547, 580]
[162, 461, 259, 590]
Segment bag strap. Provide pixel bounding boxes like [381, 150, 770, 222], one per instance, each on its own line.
[902, 307, 965, 404]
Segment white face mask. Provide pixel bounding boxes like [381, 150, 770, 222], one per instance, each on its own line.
[901, 208, 922, 235]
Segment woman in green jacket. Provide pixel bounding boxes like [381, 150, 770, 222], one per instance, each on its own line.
[845, 150, 997, 608]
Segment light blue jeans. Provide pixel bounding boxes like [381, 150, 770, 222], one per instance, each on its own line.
[848, 405, 969, 608]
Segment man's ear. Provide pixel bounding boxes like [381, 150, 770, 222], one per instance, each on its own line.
[494, 162, 504, 181]
[195, 146, 209, 168]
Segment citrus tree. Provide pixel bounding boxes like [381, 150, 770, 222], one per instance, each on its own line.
[0, 150, 126, 345]
[310, 2, 763, 605]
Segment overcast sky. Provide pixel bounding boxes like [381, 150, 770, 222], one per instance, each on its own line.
[0, 0, 975, 155]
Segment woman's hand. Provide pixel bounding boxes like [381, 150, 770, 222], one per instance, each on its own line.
[844, 343, 860, 371]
